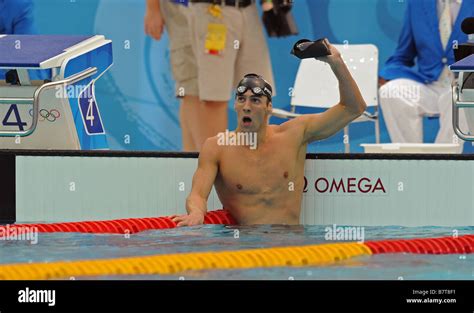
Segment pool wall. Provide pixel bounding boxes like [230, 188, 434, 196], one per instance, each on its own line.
[0, 150, 472, 226]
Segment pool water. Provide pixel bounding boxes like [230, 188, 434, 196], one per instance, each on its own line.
[0, 225, 473, 280]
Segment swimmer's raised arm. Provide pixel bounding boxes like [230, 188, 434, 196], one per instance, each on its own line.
[297, 43, 367, 143]
[172, 138, 219, 227]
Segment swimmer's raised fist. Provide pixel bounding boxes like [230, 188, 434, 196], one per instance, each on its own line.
[316, 40, 343, 67]
[171, 212, 205, 227]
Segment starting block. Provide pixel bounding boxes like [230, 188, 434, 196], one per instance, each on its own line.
[450, 53, 474, 141]
[0, 35, 113, 149]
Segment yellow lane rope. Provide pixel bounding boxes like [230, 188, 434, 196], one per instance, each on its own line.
[0, 242, 371, 280]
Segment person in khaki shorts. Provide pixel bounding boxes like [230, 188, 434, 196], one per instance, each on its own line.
[145, 0, 202, 151]
[186, 0, 275, 150]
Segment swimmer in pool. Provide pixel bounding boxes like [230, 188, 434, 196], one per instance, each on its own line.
[172, 43, 366, 226]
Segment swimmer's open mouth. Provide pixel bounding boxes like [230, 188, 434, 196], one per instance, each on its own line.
[242, 116, 252, 126]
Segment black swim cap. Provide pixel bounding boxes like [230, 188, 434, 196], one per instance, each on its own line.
[236, 73, 273, 101]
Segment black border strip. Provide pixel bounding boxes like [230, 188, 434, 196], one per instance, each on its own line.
[0, 280, 473, 313]
[0, 153, 15, 224]
[1, 149, 474, 160]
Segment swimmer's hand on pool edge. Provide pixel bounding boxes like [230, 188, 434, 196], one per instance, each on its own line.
[171, 212, 205, 227]
[172, 138, 218, 227]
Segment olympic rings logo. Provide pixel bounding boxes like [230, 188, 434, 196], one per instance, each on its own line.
[28, 109, 61, 122]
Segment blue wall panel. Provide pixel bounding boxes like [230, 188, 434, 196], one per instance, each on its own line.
[31, 0, 472, 152]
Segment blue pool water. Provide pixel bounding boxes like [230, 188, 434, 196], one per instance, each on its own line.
[0, 225, 473, 280]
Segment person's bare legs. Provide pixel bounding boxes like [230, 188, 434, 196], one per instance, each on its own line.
[180, 97, 227, 151]
[180, 95, 201, 151]
[194, 100, 228, 150]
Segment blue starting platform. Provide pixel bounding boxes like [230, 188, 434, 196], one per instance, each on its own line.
[450, 54, 474, 141]
[450, 54, 474, 72]
[0, 35, 113, 150]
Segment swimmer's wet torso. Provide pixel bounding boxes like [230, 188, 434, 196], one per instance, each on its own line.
[172, 42, 367, 226]
[215, 123, 308, 225]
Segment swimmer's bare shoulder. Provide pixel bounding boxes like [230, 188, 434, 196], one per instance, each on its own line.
[272, 116, 324, 149]
[275, 102, 365, 146]
[172, 136, 220, 227]
[273, 118, 305, 142]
